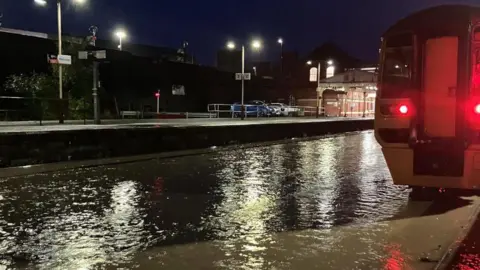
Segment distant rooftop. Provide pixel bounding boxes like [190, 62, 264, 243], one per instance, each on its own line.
[0, 27, 48, 39]
[0, 27, 194, 63]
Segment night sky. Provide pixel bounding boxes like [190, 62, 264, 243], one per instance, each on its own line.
[2, 0, 480, 65]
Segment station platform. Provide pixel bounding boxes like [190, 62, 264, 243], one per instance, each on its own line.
[0, 117, 374, 168]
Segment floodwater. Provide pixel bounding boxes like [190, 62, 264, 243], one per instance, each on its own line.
[1, 131, 472, 269]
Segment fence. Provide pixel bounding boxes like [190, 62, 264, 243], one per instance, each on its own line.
[207, 103, 320, 118]
[124, 111, 216, 119]
[0, 96, 88, 124]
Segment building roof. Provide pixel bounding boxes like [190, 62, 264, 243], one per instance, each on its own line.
[0, 27, 48, 39]
[0, 27, 191, 62]
[320, 69, 377, 84]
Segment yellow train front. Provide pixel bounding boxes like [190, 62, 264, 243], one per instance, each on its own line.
[375, 5, 480, 191]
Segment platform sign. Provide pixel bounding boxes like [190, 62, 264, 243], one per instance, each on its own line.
[48, 54, 72, 65]
[94, 50, 106, 59]
[78, 50, 107, 60]
[172, 85, 185, 96]
[57, 55, 72, 65]
[235, 73, 251, 80]
[78, 51, 88, 60]
[47, 54, 58, 64]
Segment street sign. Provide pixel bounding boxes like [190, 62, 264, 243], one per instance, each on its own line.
[172, 85, 185, 96]
[94, 50, 106, 59]
[78, 51, 88, 59]
[235, 73, 252, 80]
[47, 54, 58, 64]
[57, 54, 72, 65]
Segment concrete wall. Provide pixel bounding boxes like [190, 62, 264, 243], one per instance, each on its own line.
[0, 120, 373, 168]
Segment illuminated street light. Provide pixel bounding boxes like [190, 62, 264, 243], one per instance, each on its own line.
[225, 39, 263, 120]
[34, 0, 47, 6]
[327, 60, 333, 65]
[252, 40, 262, 50]
[306, 60, 313, 65]
[115, 29, 127, 50]
[277, 38, 283, 45]
[34, 0, 87, 123]
[226, 41, 236, 50]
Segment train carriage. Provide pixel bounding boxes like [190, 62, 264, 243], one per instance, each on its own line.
[375, 5, 480, 192]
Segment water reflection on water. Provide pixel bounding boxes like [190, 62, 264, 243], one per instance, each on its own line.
[0, 131, 410, 269]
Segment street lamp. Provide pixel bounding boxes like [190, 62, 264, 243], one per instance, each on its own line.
[226, 39, 262, 120]
[278, 38, 283, 74]
[34, 0, 87, 123]
[115, 30, 127, 51]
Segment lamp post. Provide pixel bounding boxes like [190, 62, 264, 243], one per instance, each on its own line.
[34, 0, 86, 123]
[307, 59, 335, 118]
[115, 30, 127, 51]
[226, 39, 262, 120]
[278, 38, 283, 74]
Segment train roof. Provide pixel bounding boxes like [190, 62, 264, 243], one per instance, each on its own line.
[384, 5, 480, 36]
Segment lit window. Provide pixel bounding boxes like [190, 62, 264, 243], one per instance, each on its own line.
[309, 67, 318, 82]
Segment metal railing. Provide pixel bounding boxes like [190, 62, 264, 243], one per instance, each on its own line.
[122, 111, 216, 119]
[0, 96, 87, 124]
[207, 103, 321, 118]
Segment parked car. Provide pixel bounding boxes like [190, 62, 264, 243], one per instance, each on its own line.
[231, 100, 273, 117]
[268, 103, 298, 116]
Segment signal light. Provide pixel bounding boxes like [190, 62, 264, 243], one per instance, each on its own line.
[399, 105, 409, 115]
[475, 104, 480, 114]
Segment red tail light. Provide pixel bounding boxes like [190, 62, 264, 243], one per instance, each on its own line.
[467, 99, 480, 129]
[379, 100, 414, 117]
[475, 104, 480, 114]
[399, 105, 409, 115]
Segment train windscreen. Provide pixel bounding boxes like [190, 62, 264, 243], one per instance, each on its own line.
[381, 33, 414, 98]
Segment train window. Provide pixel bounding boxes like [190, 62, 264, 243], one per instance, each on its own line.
[381, 33, 413, 97]
[382, 47, 413, 84]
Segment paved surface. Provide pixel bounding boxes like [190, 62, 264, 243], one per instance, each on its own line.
[0, 131, 477, 269]
[0, 117, 372, 134]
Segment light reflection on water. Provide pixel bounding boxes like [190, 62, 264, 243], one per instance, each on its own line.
[0, 131, 410, 269]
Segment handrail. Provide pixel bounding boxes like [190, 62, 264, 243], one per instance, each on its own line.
[206, 103, 324, 118]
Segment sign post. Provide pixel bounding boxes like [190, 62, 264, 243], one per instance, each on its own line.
[79, 50, 107, 124]
[47, 54, 72, 123]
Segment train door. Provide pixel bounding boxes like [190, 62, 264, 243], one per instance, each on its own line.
[413, 36, 464, 177]
[423, 37, 458, 137]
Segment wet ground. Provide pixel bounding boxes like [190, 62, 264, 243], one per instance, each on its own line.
[0, 131, 478, 269]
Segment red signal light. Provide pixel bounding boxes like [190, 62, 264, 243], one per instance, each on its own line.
[475, 104, 480, 114]
[155, 92, 160, 98]
[399, 105, 409, 115]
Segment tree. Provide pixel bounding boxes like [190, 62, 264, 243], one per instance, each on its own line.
[3, 38, 94, 120]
